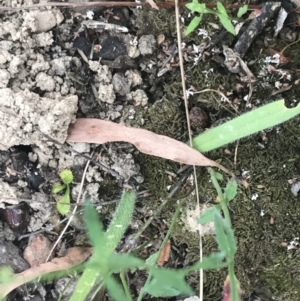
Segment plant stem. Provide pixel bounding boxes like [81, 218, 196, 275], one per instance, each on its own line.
[137, 202, 183, 301]
[120, 271, 133, 301]
[281, 35, 300, 55]
[208, 168, 240, 301]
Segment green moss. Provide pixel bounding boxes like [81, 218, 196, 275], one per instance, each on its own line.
[132, 4, 300, 301]
[262, 254, 300, 300]
[136, 98, 187, 199]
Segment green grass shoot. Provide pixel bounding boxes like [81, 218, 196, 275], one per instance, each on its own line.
[193, 100, 300, 152]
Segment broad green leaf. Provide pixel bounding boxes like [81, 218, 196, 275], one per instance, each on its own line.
[185, 0, 206, 13]
[144, 269, 193, 297]
[189, 252, 227, 270]
[84, 201, 105, 257]
[217, 2, 228, 17]
[218, 15, 236, 35]
[106, 275, 131, 301]
[214, 212, 236, 258]
[107, 254, 145, 272]
[69, 268, 102, 301]
[144, 278, 181, 297]
[105, 189, 135, 255]
[0, 266, 13, 285]
[198, 207, 217, 224]
[59, 169, 74, 185]
[186, 15, 203, 35]
[51, 184, 66, 194]
[56, 186, 70, 215]
[193, 100, 300, 152]
[215, 172, 223, 180]
[70, 189, 136, 301]
[224, 179, 238, 202]
[237, 5, 248, 18]
[146, 252, 159, 266]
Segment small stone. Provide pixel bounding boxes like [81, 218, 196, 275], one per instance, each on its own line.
[127, 89, 148, 106]
[23, 234, 53, 267]
[98, 83, 115, 104]
[112, 73, 131, 96]
[138, 35, 156, 55]
[189, 107, 208, 129]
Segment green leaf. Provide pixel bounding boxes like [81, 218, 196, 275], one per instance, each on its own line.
[56, 186, 71, 215]
[144, 269, 193, 297]
[198, 207, 217, 224]
[84, 201, 105, 257]
[107, 254, 145, 272]
[215, 172, 223, 180]
[59, 169, 74, 185]
[214, 212, 236, 258]
[146, 252, 159, 266]
[144, 279, 181, 297]
[217, 2, 228, 17]
[193, 100, 300, 152]
[185, 0, 206, 13]
[237, 5, 248, 18]
[70, 189, 136, 301]
[189, 252, 227, 270]
[51, 184, 66, 194]
[218, 15, 236, 35]
[104, 189, 135, 256]
[0, 266, 13, 285]
[106, 275, 131, 301]
[186, 15, 203, 35]
[224, 179, 238, 202]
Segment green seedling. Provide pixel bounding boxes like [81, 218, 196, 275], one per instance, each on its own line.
[69, 189, 230, 301]
[237, 4, 248, 18]
[193, 100, 300, 152]
[69, 189, 136, 301]
[198, 168, 241, 301]
[52, 169, 74, 215]
[0, 187, 236, 301]
[186, 0, 236, 35]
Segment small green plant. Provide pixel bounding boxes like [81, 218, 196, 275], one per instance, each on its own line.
[52, 169, 74, 215]
[199, 168, 241, 301]
[192, 100, 300, 152]
[185, 0, 239, 35]
[68, 189, 229, 301]
[185, 1, 249, 36]
[0, 185, 241, 300]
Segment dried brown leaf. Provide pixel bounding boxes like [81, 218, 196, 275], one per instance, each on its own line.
[67, 119, 219, 168]
[157, 240, 171, 266]
[146, 0, 159, 10]
[0, 247, 93, 299]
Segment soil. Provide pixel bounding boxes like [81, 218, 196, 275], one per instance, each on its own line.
[1, 0, 300, 300]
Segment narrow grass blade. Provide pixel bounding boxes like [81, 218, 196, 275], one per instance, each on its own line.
[104, 189, 135, 254]
[193, 100, 300, 152]
[69, 190, 135, 301]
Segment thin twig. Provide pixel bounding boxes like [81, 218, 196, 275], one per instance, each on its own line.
[194, 88, 239, 114]
[174, 2, 203, 300]
[234, 140, 239, 168]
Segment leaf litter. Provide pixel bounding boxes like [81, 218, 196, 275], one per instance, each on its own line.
[67, 118, 224, 169]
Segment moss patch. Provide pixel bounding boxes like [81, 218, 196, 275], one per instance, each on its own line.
[133, 4, 300, 300]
